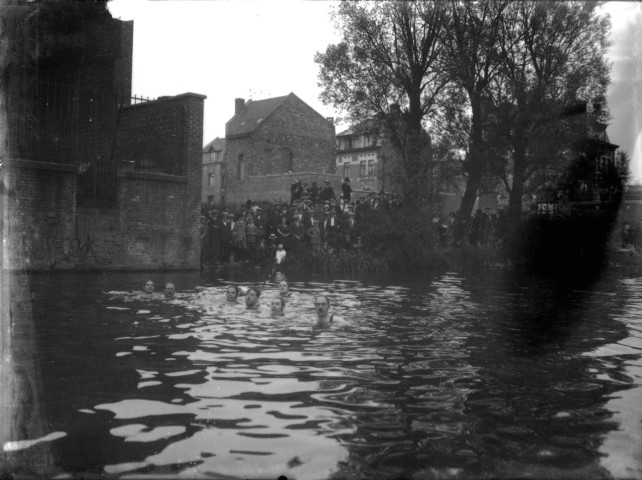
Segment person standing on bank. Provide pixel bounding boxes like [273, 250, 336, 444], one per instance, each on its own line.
[341, 177, 352, 202]
[307, 219, 322, 255]
[275, 244, 287, 269]
[319, 180, 336, 203]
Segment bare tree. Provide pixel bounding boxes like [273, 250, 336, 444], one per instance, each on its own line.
[315, 0, 448, 205]
[439, 0, 511, 218]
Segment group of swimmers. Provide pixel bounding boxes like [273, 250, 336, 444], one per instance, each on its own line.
[221, 280, 343, 326]
[124, 279, 343, 327]
[134, 280, 176, 301]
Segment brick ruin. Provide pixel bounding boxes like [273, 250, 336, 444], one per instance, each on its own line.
[1, 1, 205, 270]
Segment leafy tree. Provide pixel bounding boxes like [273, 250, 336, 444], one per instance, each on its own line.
[315, 0, 448, 205]
[489, 1, 612, 222]
[439, 0, 510, 218]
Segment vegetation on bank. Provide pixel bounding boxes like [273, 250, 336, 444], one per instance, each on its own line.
[288, 206, 509, 274]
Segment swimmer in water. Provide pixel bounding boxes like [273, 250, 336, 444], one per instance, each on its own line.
[245, 287, 261, 310]
[314, 295, 345, 327]
[270, 296, 285, 317]
[136, 280, 159, 300]
[226, 285, 239, 303]
[164, 282, 175, 299]
[278, 280, 290, 298]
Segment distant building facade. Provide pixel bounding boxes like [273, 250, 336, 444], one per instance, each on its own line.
[534, 119, 620, 217]
[202, 137, 225, 206]
[221, 93, 338, 206]
[335, 126, 385, 194]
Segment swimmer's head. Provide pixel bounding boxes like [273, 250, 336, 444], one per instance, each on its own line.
[278, 280, 289, 296]
[226, 285, 239, 302]
[144, 280, 155, 294]
[245, 287, 261, 309]
[270, 297, 285, 316]
[314, 295, 330, 318]
[164, 282, 175, 298]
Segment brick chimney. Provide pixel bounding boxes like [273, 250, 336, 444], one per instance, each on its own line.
[235, 98, 245, 115]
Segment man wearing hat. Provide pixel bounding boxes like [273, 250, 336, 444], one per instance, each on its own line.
[309, 181, 319, 205]
[202, 210, 220, 266]
[290, 179, 303, 205]
[322, 209, 339, 246]
[290, 215, 305, 252]
[319, 180, 336, 203]
[306, 218, 322, 255]
[219, 212, 233, 263]
[341, 177, 352, 202]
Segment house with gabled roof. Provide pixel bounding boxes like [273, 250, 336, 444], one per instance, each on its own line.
[219, 92, 338, 206]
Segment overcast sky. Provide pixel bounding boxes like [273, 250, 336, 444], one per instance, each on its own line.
[108, 0, 642, 182]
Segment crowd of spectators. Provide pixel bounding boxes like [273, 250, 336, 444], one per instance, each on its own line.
[200, 178, 402, 267]
[200, 176, 516, 269]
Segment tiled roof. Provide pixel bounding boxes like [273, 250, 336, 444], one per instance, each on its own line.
[203, 136, 225, 153]
[225, 94, 291, 137]
[336, 118, 381, 137]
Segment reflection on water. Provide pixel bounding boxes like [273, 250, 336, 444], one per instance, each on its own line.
[8, 268, 642, 479]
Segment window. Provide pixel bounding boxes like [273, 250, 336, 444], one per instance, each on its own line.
[367, 160, 376, 178]
[207, 195, 214, 206]
[237, 154, 245, 180]
[343, 162, 351, 179]
[359, 161, 366, 178]
[206, 150, 218, 164]
[208, 173, 216, 188]
[339, 137, 352, 150]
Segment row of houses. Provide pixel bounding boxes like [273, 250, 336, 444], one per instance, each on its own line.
[202, 93, 622, 216]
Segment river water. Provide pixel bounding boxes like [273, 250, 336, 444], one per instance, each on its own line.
[4, 266, 642, 479]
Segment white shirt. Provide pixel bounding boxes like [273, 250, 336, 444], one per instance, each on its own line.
[275, 249, 287, 264]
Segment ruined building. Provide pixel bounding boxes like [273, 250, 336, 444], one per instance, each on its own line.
[1, 1, 205, 270]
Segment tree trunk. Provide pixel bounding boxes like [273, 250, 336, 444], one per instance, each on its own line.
[459, 93, 484, 218]
[396, 92, 431, 207]
[508, 137, 527, 224]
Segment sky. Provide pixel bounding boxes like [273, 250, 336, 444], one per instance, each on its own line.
[107, 0, 642, 182]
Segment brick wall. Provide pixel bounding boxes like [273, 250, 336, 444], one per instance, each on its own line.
[117, 96, 189, 175]
[114, 93, 205, 270]
[3, 161, 77, 270]
[2, 93, 205, 271]
[224, 94, 336, 205]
